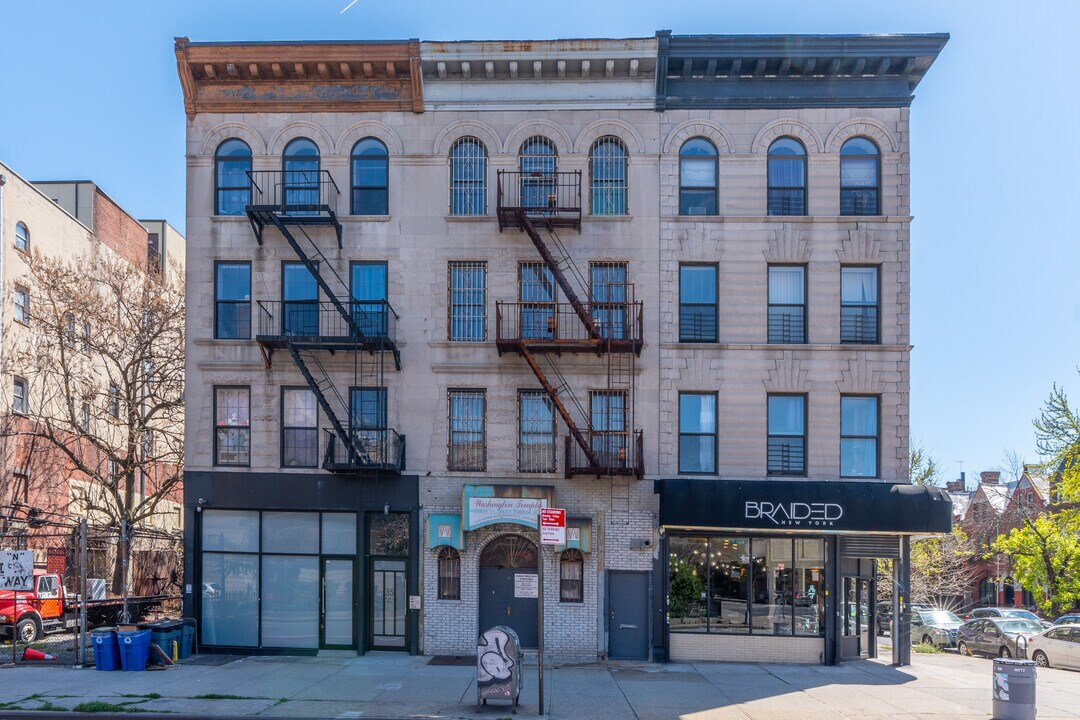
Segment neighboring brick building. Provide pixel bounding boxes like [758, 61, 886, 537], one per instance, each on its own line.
[176, 31, 949, 665]
[0, 163, 185, 560]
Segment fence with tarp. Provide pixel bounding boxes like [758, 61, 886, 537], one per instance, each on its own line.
[1, 519, 181, 666]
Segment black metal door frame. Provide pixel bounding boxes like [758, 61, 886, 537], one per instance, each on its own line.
[368, 556, 408, 650]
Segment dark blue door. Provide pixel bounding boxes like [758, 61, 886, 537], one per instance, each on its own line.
[608, 571, 648, 659]
[478, 536, 538, 648]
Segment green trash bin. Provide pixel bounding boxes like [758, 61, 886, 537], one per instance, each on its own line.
[147, 620, 182, 664]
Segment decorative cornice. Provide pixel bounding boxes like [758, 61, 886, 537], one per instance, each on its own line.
[837, 353, 887, 393]
[764, 226, 809, 262]
[764, 352, 812, 393]
[839, 228, 885, 263]
[174, 37, 423, 119]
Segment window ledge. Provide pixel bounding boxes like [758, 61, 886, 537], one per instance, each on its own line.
[210, 215, 250, 221]
[669, 215, 912, 223]
[585, 215, 633, 222]
[342, 215, 391, 223]
[662, 342, 905, 352]
[445, 215, 494, 223]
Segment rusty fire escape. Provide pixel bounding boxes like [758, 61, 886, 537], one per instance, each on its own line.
[245, 169, 404, 474]
[495, 170, 643, 479]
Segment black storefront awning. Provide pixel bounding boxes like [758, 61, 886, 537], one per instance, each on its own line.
[656, 478, 952, 534]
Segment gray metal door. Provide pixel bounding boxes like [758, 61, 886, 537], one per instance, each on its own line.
[478, 535, 538, 648]
[608, 571, 648, 660]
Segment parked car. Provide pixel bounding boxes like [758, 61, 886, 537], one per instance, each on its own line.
[1053, 614, 1080, 626]
[967, 607, 1052, 629]
[910, 609, 963, 649]
[1027, 624, 1080, 669]
[956, 617, 1043, 659]
[876, 607, 892, 636]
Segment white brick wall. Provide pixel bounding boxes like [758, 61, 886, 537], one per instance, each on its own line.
[670, 633, 823, 664]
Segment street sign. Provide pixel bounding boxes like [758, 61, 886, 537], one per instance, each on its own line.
[539, 508, 566, 545]
[0, 550, 34, 591]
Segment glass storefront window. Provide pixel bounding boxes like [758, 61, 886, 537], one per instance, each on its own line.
[322, 513, 357, 555]
[668, 537, 708, 632]
[668, 534, 827, 637]
[202, 510, 259, 552]
[709, 538, 749, 633]
[795, 539, 825, 636]
[262, 512, 319, 554]
[751, 537, 794, 635]
[201, 553, 258, 647]
[261, 555, 319, 648]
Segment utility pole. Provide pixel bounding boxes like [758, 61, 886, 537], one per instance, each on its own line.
[78, 518, 88, 666]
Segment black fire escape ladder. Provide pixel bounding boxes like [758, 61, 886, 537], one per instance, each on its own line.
[518, 346, 601, 469]
[284, 344, 363, 465]
[265, 214, 364, 337]
[518, 211, 599, 339]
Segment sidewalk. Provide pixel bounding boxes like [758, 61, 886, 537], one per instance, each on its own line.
[2, 650, 1079, 719]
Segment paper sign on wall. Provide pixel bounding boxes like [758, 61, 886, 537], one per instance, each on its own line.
[0, 550, 34, 591]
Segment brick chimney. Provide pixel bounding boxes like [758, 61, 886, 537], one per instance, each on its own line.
[946, 479, 965, 492]
[980, 471, 1001, 485]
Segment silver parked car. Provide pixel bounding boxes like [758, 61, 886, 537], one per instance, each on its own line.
[968, 607, 1053, 629]
[1053, 614, 1080, 626]
[1027, 624, 1080, 669]
[910, 609, 963, 649]
[956, 617, 1043, 659]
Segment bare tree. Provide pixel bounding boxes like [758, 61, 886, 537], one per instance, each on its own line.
[910, 528, 979, 611]
[995, 449, 1027, 485]
[3, 248, 184, 593]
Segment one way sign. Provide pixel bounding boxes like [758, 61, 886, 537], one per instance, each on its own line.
[0, 550, 34, 591]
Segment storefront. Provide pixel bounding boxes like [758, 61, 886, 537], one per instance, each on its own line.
[655, 478, 952, 665]
[183, 471, 420, 655]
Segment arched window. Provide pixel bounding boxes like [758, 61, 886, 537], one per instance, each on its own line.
[590, 136, 628, 215]
[560, 549, 584, 603]
[449, 137, 486, 216]
[283, 138, 320, 213]
[351, 138, 388, 215]
[14, 221, 29, 252]
[436, 546, 461, 600]
[215, 139, 251, 216]
[840, 137, 880, 216]
[679, 138, 717, 216]
[767, 137, 807, 216]
[518, 136, 558, 209]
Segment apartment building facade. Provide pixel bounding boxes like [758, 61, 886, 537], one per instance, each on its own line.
[0, 164, 186, 568]
[177, 31, 951, 665]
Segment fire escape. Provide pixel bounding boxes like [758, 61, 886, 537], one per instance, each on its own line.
[245, 169, 405, 474]
[495, 170, 643, 479]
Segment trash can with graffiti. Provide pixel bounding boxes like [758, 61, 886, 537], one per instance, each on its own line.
[992, 657, 1036, 720]
[477, 625, 523, 710]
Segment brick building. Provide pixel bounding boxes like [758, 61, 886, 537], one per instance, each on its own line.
[177, 31, 950, 665]
[0, 163, 186, 590]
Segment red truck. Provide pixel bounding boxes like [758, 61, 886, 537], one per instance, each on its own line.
[1, 572, 168, 643]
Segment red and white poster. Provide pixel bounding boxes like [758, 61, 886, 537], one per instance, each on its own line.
[539, 508, 566, 545]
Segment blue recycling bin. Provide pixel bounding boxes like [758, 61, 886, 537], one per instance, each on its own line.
[118, 629, 150, 671]
[91, 628, 120, 671]
[178, 618, 195, 659]
[147, 620, 181, 664]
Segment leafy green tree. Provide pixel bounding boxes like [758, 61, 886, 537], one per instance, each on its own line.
[908, 442, 942, 486]
[910, 528, 978, 610]
[992, 373, 1080, 616]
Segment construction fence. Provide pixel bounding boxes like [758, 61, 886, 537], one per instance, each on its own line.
[1, 519, 182, 666]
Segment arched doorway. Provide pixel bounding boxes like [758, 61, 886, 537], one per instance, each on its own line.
[478, 535, 538, 648]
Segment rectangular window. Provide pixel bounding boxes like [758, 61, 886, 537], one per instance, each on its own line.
[840, 267, 879, 344]
[214, 262, 251, 339]
[350, 387, 387, 465]
[668, 536, 825, 637]
[13, 285, 29, 324]
[448, 262, 486, 341]
[437, 548, 461, 600]
[768, 395, 806, 476]
[80, 401, 91, 432]
[590, 390, 628, 468]
[448, 389, 485, 471]
[282, 388, 318, 468]
[520, 262, 557, 340]
[590, 262, 628, 339]
[108, 382, 120, 418]
[768, 266, 806, 344]
[283, 262, 319, 337]
[559, 550, 584, 602]
[679, 393, 716, 474]
[840, 396, 878, 478]
[679, 265, 717, 342]
[214, 387, 250, 466]
[12, 377, 27, 415]
[350, 262, 388, 339]
[519, 390, 556, 473]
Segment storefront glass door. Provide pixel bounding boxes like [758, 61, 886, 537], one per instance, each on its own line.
[368, 512, 410, 650]
[321, 558, 354, 649]
[841, 576, 873, 660]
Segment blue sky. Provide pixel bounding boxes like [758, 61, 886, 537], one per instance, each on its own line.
[2, 0, 1078, 482]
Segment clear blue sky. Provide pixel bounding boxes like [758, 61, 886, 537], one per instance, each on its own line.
[2, 0, 1078, 481]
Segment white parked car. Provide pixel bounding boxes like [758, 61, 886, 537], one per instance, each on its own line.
[1027, 624, 1080, 670]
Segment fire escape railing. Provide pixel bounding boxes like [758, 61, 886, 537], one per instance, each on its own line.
[495, 301, 643, 352]
[256, 299, 398, 350]
[496, 171, 582, 230]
